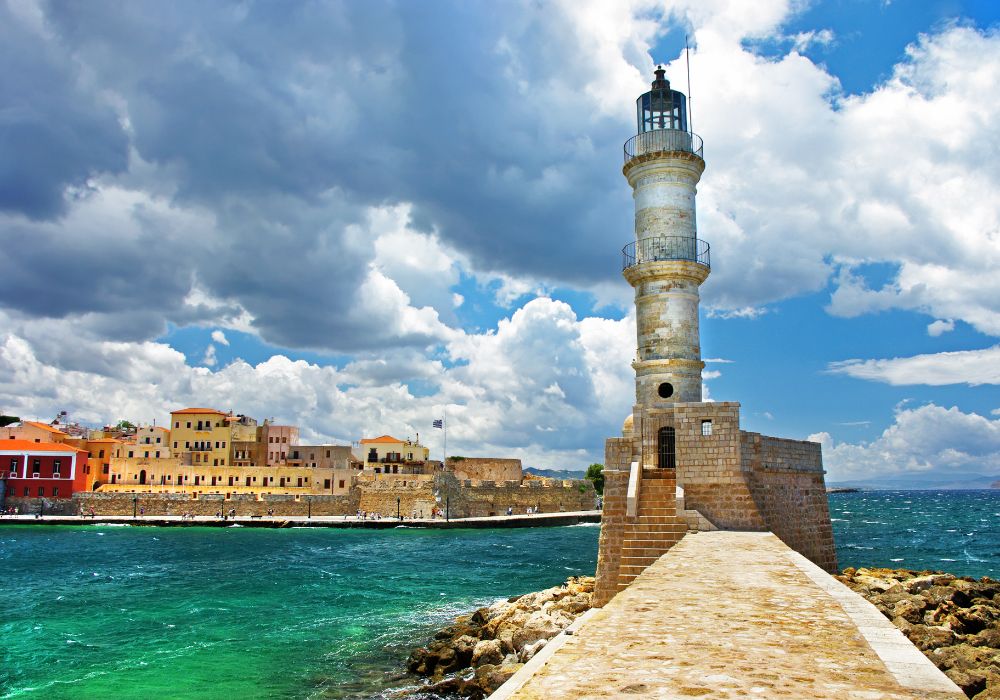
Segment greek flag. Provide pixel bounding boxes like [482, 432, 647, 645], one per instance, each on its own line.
[432, 419, 443, 429]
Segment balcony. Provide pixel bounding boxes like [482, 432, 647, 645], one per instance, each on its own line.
[622, 236, 710, 271]
[624, 129, 703, 164]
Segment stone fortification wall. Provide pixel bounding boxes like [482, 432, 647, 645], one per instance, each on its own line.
[75, 491, 359, 517]
[358, 479, 438, 518]
[3, 497, 78, 515]
[438, 474, 596, 518]
[593, 437, 632, 607]
[672, 402, 766, 531]
[448, 458, 522, 482]
[743, 433, 838, 572]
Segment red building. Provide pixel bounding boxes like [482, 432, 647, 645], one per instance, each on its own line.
[0, 439, 90, 501]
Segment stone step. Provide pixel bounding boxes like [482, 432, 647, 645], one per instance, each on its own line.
[624, 525, 686, 534]
[634, 507, 677, 514]
[621, 552, 670, 563]
[623, 538, 683, 548]
[627, 517, 683, 525]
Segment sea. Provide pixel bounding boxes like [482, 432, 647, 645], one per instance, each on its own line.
[1, 490, 997, 699]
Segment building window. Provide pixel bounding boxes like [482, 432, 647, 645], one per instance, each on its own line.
[156, 437, 161, 444]
[33, 459, 40, 473]
[173, 441, 178, 449]
[53, 459, 61, 475]
[37, 487, 44, 497]
[144, 451, 149, 458]
[99, 450, 105, 458]
[128, 451, 134, 458]
[23, 487, 29, 497]
[103, 464, 109, 474]
[9, 458, 16, 469]
[175, 421, 180, 428]
[338, 480, 345, 489]
[53, 487, 59, 497]
[324, 479, 331, 489]
[701, 420, 713, 436]
[186, 422, 191, 428]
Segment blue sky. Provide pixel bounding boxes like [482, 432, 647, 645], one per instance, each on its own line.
[1, 0, 998, 481]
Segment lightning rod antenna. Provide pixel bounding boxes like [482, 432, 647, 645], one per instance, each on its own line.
[685, 35, 694, 135]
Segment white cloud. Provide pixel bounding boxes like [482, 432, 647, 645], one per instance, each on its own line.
[828, 345, 1000, 386]
[927, 319, 954, 337]
[811, 403, 1000, 481]
[211, 330, 229, 346]
[203, 344, 217, 367]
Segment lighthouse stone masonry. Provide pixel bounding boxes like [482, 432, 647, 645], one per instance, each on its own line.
[593, 68, 837, 607]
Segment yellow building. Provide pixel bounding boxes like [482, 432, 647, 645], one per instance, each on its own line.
[102, 457, 356, 495]
[169, 408, 231, 467]
[129, 426, 171, 459]
[358, 435, 430, 474]
[0, 421, 70, 444]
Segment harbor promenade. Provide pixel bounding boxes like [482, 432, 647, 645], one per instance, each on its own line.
[494, 531, 963, 700]
[0, 510, 600, 529]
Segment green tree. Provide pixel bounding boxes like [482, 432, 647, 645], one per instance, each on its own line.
[115, 420, 137, 433]
[586, 463, 604, 495]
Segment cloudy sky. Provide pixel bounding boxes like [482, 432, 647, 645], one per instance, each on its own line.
[2, 0, 999, 482]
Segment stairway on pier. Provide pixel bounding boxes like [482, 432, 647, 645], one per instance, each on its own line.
[616, 468, 685, 591]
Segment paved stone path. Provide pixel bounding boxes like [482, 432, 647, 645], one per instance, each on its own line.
[499, 531, 963, 700]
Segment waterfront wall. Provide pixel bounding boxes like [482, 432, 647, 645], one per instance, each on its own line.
[4, 496, 78, 516]
[448, 458, 523, 483]
[75, 491, 359, 517]
[743, 432, 838, 572]
[439, 474, 597, 518]
[592, 438, 631, 607]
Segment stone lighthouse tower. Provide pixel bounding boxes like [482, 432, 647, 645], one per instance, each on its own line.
[624, 66, 709, 410]
[593, 67, 837, 607]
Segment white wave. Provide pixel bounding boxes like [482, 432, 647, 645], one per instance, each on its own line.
[890, 558, 904, 562]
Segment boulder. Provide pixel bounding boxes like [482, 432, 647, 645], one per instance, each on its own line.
[904, 625, 956, 651]
[471, 639, 504, 666]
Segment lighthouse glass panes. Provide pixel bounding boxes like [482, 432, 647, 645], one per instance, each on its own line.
[637, 86, 687, 133]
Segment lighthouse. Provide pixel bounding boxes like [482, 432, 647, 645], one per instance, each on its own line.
[623, 66, 709, 409]
[593, 67, 837, 607]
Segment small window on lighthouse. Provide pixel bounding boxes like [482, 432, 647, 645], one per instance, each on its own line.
[701, 420, 713, 437]
[658, 382, 674, 398]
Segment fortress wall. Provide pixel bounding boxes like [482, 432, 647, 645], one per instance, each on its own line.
[74, 491, 359, 517]
[441, 475, 596, 519]
[672, 403, 766, 530]
[449, 458, 523, 482]
[742, 433, 838, 572]
[358, 480, 438, 518]
[593, 437, 633, 607]
[4, 497, 78, 515]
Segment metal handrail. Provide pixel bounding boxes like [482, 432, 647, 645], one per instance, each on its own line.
[622, 236, 710, 270]
[624, 129, 703, 163]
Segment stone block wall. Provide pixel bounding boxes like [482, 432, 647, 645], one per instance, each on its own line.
[4, 497, 78, 515]
[75, 491, 359, 517]
[743, 433, 838, 572]
[358, 479, 438, 518]
[593, 437, 633, 607]
[438, 474, 596, 518]
[448, 458, 522, 482]
[672, 402, 766, 530]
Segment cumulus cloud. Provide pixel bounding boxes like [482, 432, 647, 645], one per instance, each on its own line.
[211, 330, 229, 346]
[828, 345, 1000, 386]
[927, 319, 955, 337]
[811, 403, 1000, 481]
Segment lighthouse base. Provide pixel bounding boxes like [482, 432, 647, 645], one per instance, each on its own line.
[593, 401, 838, 607]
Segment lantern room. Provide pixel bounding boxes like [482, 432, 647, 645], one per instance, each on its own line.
[636, 66, 688, 133]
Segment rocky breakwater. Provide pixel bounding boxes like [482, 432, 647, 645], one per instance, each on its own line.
[838, 567, 1000, 699]
[406, 576, 594, 698]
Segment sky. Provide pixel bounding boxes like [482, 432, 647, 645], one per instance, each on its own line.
[1, 0, 999, 483]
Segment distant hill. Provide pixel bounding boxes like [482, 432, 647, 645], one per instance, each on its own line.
[828, 471, 1000, 491]
[524, 467, 586, 480]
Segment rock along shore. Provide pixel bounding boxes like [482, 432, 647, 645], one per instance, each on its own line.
[837, 567, 1000, 699]
[405, 576, 594, 699]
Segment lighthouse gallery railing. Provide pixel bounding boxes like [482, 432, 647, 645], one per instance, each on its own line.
[624, 129, 704, 163]
[622, 236, 710, 271]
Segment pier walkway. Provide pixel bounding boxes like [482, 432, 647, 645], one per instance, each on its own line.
[495, 531, 963, 700]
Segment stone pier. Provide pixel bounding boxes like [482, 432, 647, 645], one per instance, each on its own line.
[493, 532, 963, 699]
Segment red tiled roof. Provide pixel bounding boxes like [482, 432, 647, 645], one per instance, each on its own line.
[0, 439, 88, 454]
[151, 426, 170, 431]
[359, 435, 403, 444]
[171, 408, 226, 415]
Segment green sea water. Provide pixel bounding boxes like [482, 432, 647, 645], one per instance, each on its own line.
[0, 524, 600, 699]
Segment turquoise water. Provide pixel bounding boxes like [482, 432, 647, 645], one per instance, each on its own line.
[3, 491, 998, 699]
[0, 524, 600, 699]
[830, 490, 1000, 578]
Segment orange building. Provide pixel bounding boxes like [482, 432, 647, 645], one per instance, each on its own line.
[0, 439, 90, 500]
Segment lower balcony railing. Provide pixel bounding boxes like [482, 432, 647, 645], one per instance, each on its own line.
[622, 236, 710, 270]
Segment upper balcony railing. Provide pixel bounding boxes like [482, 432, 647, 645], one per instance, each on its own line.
[624, 129, 703, 164]
[622, 236, 710, 271]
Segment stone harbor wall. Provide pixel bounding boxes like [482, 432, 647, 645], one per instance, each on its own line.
[74, 491, 359, 517]
[744, 433, 838, 573]
[592, 437, 632, 607]
[448, 458, 523, 483]
[3, 496, 78, 516]
[438, 474, 596, 518]
[358, 479, 438, 518]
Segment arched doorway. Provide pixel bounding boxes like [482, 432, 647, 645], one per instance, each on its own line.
[657, 427, 676, 469]
[139, 469, 147, 485]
